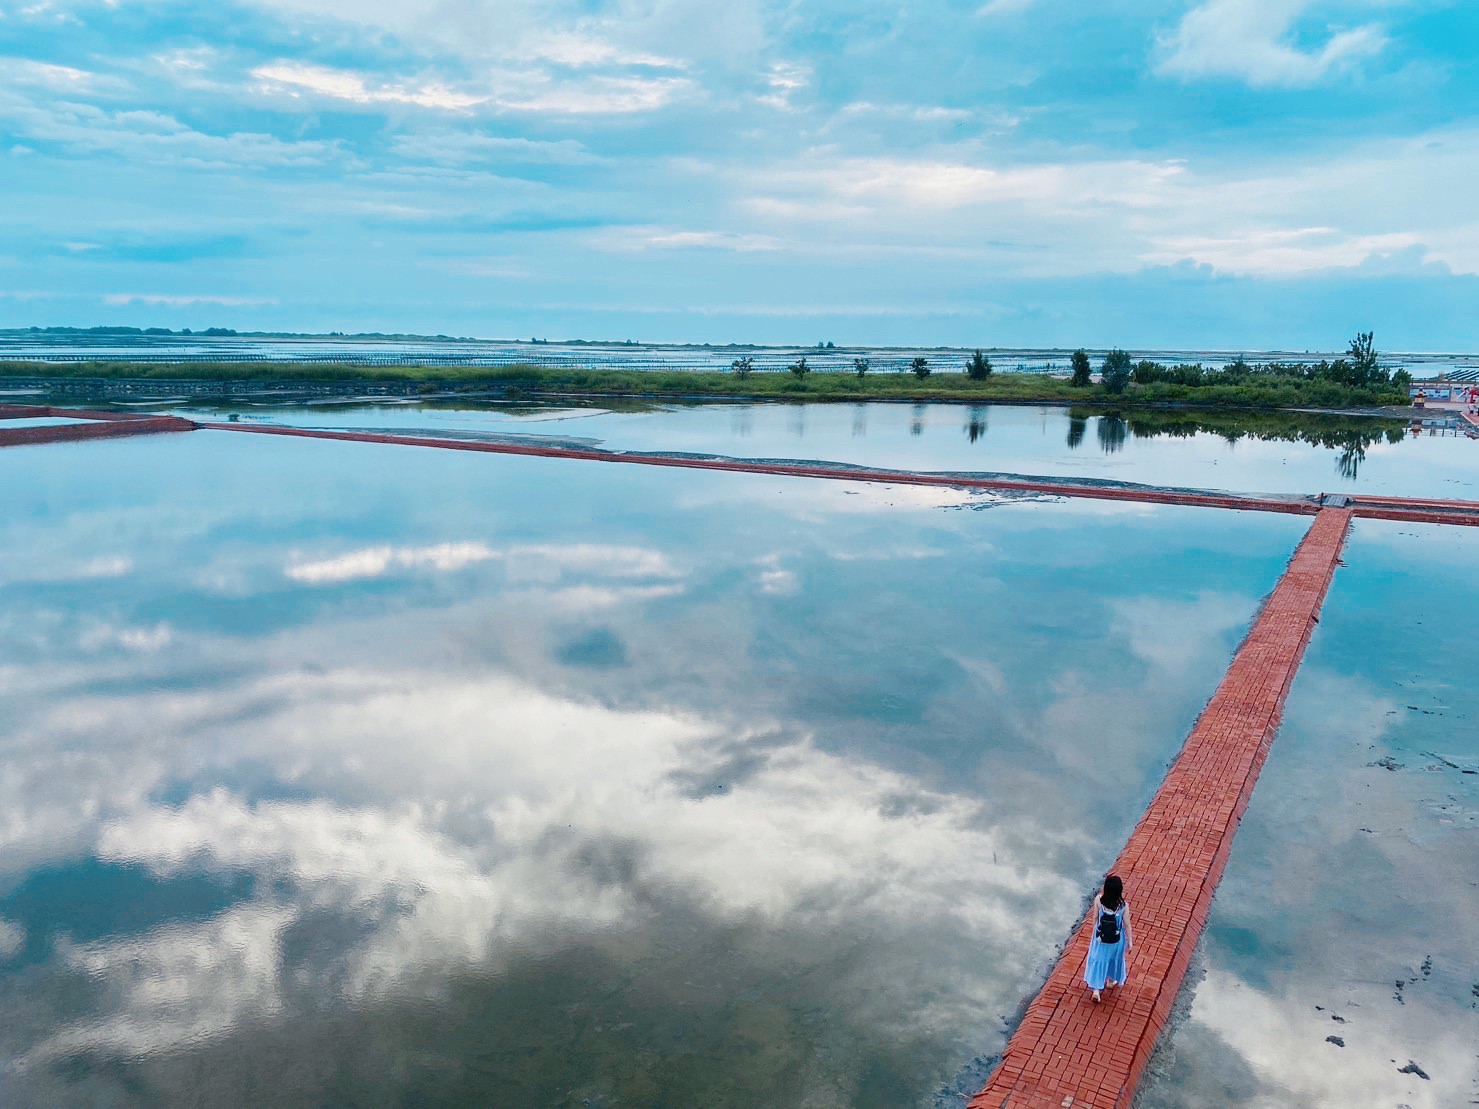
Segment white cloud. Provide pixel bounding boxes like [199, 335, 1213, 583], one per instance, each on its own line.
[0, 917, 23, 959]
[525, 31, 683, 70]
[251, 59, 691, 116]
[286, 541, 499, 584]
[491, 72, 691, 115]
[102, 293, 278, 307]
[1158, 0, 1387, 87]
[757, 61, 809, 109]
[0, 91, 341, 168]
[389, 131, 597, 166]
[252, 62, 489, 111]
[79, 622, 174, 653]
[593, 226, 783, 253]
[285, 541, 679, 585]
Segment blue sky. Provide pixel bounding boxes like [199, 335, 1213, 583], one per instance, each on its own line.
[2, 0, 1476, 348]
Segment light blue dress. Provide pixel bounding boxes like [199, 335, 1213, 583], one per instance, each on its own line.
[1084, 900, 1130, 990]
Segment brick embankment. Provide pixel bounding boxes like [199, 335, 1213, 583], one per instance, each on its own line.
[968, 509, 1353, 1109]
[0, 404, 161, 422]
[0, 415, 194, 448]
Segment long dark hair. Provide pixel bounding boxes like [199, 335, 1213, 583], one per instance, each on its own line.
[1101, 874, 1124, 911]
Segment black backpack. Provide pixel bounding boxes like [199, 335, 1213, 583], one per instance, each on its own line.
[1096, 908, 1120, 945]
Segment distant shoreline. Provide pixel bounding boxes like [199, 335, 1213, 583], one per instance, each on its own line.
[0, 360, 1426, 418]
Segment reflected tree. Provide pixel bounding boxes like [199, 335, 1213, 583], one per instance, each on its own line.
[1066, 414, 1087, 449]
[1097, 413, 1128, 453]
[1336, 438, 1367, 480]
[965, 405, 988, 442]
[852, 403, 867, 438]
[910, 403, 926, 436]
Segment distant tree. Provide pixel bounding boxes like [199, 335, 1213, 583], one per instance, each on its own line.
[789, 356, 811, 377]
[1101, 349, 1132, 394]
[825, 340, 835, 349]
[1070, 349, 1092, 387]
[1132, 360, 1164, 384]
[911, 356, 930, 378]
[965, 349, 993, 380]
[853, 357, 870, 379]
[1347, 331, 1381, 385]
[731, 356, 754, 378]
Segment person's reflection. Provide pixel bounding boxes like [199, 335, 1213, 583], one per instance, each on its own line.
[1067, 414, 1087, 450]
[852, 403, 867, 438]
[965, 405, 987, 443]
[910, 403, 925, 437]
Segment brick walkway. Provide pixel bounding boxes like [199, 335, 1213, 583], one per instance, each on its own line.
[967, 508, 1353, 1109]
[0, 411, 194, 448]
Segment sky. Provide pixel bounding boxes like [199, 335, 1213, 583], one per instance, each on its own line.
[1, 0, 1477, 349]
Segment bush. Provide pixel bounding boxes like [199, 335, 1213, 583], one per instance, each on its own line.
[1070, 349, 1092, 387]
[965, 350, 993, 380]
[1101, 349, 1132, 394]
[911, 356, 930, 378]
[731, 356, 754, 378]
[853, 357, 869, 378]
[789, 357, 810, 377]
[1132, 360, 1164, 384]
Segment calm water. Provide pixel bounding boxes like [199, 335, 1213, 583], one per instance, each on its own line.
[168, 399, 1479, 500]
[0, 430, 1310, 1105]
[1137, 522, 1479, 1109]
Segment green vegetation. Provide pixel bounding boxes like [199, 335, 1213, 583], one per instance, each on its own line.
[1070, 349, 1092, 388]
[966, 350, 993, 380]
[0, 330, 1415, 411]
[1101, 349, 1133, 394]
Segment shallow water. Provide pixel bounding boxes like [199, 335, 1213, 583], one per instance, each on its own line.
[0, 430, 1310, 1105]
[170, 399, 1479, 500]
[1136, 521, 1479, 1109]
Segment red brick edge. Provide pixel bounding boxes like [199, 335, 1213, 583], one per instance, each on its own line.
[0, 415, 194, 448]
[967, 508, 1353, 1109]
[0, 404, 166, 422]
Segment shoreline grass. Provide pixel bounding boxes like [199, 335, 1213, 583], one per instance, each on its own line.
[0, 359, 1412, 411]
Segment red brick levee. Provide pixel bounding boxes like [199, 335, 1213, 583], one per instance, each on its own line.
[969, 508, 1353, 1109]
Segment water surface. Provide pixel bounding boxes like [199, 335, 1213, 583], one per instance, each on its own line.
[170, 399, 1479, 501]
[0, 430, 1309, 1105]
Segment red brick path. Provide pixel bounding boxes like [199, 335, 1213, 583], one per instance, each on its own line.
[967, 508, 1353, 1109]
[0, 413, 194, 448]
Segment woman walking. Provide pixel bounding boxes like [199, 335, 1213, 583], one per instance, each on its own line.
[1084, 874, 1131, 1003]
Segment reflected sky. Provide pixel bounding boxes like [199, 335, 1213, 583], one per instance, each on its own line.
[167, 398, 1479, 501]
[1138, 522, 1479, 1109]
[0, 430, 1311, 1105]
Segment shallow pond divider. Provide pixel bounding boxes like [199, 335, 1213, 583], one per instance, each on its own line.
[0, 405, 195, 448]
